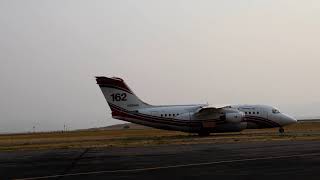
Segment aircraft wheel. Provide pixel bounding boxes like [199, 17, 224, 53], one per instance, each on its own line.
[279, 127, 284, 134]
[198, 131, 210, 137]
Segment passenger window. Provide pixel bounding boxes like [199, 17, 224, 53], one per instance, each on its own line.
[169, 114, 171, 117]
[161, 114, 163, 117]
[257, 112, 259, 114]
[165, 114, 167, 117]
[249, 112, 251, 114]
[253, 112, 255, 114]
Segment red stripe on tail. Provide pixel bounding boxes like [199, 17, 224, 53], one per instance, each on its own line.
[96, 76, 133, 94]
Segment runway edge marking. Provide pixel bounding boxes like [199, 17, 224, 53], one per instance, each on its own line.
[15, 152, 320, 180]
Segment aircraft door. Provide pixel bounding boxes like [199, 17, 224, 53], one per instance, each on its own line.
[151, 111, 160, 117]
[260, 108, 268, 119]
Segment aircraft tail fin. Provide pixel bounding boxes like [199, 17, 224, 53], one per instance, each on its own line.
[96, 77, 151, 113]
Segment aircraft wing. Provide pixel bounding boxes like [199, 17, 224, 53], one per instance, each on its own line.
[193, 106, 227, 128]
[194, 106, 226, 118]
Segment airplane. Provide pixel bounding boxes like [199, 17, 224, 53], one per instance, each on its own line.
[96, 76, 297, 136]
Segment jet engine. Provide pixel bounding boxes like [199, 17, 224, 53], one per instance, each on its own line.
[225, 111, 245, 123]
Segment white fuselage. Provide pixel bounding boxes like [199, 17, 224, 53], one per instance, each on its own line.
[111, 104, 297, 133]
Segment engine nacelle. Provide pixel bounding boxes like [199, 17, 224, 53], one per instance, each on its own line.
[225, 112, 245, 123]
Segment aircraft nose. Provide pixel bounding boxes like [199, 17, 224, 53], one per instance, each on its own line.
[282, 114, 297, 125]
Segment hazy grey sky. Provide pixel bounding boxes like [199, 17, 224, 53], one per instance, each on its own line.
[1, 0, 320, 133]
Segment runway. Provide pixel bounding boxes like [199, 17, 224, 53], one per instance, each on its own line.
[1, 140, 320, 180]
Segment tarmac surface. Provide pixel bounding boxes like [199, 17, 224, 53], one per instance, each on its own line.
[1, 140, 320, 180]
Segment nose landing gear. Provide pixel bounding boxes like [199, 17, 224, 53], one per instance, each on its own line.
[279, 127, 285, 134]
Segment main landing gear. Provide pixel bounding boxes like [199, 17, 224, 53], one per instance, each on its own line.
[279, 127, 285, 134]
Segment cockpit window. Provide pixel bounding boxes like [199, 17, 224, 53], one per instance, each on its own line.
[272, 109, 280, 114]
